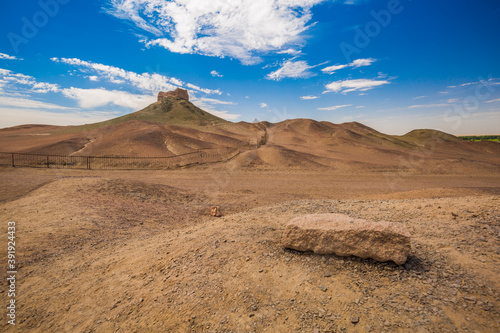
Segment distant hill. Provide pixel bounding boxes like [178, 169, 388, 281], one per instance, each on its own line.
[399, 129, 462, 144]
[62, 97, 229, 133]
[0, 98, 499, 173]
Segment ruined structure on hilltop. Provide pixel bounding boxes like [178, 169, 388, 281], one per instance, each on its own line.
[158, 88, 189, 102]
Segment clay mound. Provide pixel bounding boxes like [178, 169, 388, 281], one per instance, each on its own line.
[228, 145, 356, 170]
[267, 119, 412, 150]
[15, 120, 250, 157]
[399, 129, 462, 144]
[70, 121, 247, 156]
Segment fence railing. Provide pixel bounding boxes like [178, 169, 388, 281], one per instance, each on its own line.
[0, 148, 240, 170]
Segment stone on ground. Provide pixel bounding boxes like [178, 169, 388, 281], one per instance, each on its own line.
[282, 213, 411, 265]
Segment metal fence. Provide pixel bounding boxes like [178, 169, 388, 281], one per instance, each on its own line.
[0, 148, 239, 170]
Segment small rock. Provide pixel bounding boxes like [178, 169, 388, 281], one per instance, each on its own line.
[350, 316, 359, 324]
[320, 285, 328, 292]
[210, 206, 222, 217]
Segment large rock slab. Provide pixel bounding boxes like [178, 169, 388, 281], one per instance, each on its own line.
[282, 214, 411, 265]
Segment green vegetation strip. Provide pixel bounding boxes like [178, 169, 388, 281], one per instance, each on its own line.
[459, 135, 500, 142]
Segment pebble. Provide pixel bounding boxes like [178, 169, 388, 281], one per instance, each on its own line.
[350, 316, 359, 324]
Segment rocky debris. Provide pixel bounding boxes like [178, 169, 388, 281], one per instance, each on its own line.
[158, 88, 189, 102]
[282, 213, 411, 265]
[210, 205, 221, 217]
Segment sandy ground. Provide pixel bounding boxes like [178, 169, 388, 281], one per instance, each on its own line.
[0, 167, 499, 332]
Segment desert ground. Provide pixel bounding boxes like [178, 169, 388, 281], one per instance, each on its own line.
[1, 97, 499, 331]
[0, 165, 499, 332]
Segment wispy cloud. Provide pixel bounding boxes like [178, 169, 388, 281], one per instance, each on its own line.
[322, 58, 376, 74]
[195, 97, 235, 105]
[0, 53, 21, 60]
[485, 98, 500, 104]
[277, 49, 301, 55]
[260, 102, 268, 108]
[447, 78, 500, 90]
[0, 96, 74, 110]
[324, 78, 390, 94]
[266, 60, 314, 81]
[350, 58, 376, 67]
[105, 0, 324, 65]
[408, 103, 449, 109]
[61, 87, 156, 109]
[210, 70, 223, 78]
[0, 68, 60, 94]
[51, 57, 221, 95]
[321, 64, 348, 74]
[317, 104, 352, 111]
[0, 107, 121, 128]
[300, 95, 318, 100]
[413, 95, 428, 100]
[206, 110, 241, 120]
[190, 95, 240, 120]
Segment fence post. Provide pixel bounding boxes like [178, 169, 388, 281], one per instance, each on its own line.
[11, 153, 15, 167]
[87, 156, 91, 170]
[47, 155, 50, 168]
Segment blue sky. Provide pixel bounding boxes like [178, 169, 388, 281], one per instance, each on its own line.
[1, 0, 499, 135]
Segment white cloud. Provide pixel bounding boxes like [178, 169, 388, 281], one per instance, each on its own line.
[195, 97, 235, 105]
[52, 57, 221, 95]
[413, 95, 428, 100]
[0, 53, 21, 60]
[87, 75, 99, 81]
[317, 104, 352, 111]
[356, 105, 365, 108]
[205, 110, 241, 120]
[0, 96, 74, 110]
[0, 107, 121, 128]
[266, 60, 313, 81]
[324, 78, 390, 94]
[189, 95, 240, 120]
[321, 64, 348, 74]
[350, 58, 376, 67]
[105, 0, 324, 64]
[300, 95, 318, 100]
[210, 70, 223, 78]
[31, 82, 60, 93]
[485, 98, 500, 104]
[0, 68, 60, 94]
[260, 103, 268, 108]
[321, 58, 376, 74]
[408, 103, 449, 109]
[61, 87, 156, 109]
[277, 48, 301, 55]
